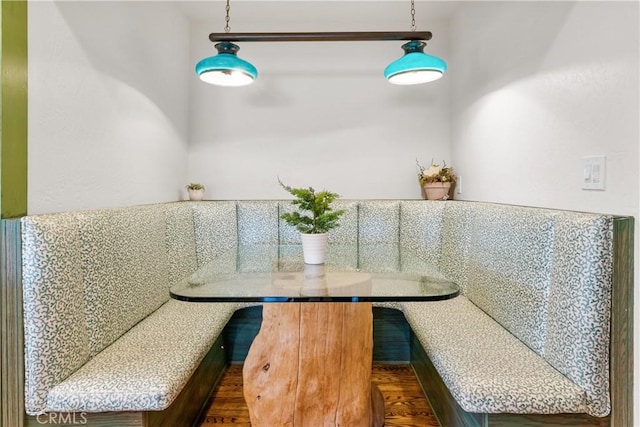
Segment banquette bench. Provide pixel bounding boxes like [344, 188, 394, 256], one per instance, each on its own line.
[3, 200, 633, 426]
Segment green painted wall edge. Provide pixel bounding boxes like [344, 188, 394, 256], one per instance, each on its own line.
[1, 0, 28, 219]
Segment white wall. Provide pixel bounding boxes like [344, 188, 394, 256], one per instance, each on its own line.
[450, 2, 639, 424]
[24, 1, 640, 421]
[28, 1, 191, 214]
[450, 1, 639, 216]
[188, 1, 451, 200]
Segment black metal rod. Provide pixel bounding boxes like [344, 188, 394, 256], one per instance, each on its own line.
[208, 31, 432, 43]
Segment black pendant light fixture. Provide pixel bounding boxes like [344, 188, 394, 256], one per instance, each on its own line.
[196, 0, 446, 86]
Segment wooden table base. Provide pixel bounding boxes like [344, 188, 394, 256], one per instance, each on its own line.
[243, 302, 385, 427]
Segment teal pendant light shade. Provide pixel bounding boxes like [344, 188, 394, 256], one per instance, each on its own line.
[196, 42, 257, 87]
[384, 40, 446, 85]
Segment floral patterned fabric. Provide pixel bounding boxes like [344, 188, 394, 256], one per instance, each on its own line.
[22, 213, 90, 415]
[462, 203, 556, 354]
[192, 202, 238, 266]
[399, 201, 446, 274]
[359, 201, 401, 272]
[21, 200, 613, 417]
[164, 203, 199, 287]
[403, 297, 588, 414]
[543, 212, 613, 416]
[76, 206, 170, 357]
[46, 300, 238, 412]
[430, 201, 612, 417]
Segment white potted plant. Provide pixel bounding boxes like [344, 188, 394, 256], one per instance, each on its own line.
[279, 179, 345, 265]
[186, 182, 205, 201]
[417, 159, 457, 200]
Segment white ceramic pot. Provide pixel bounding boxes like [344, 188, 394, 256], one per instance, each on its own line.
[301, 264, 328, 296]
[423, 182, 451, 200]
[188, 189, 205, 201]
[300, 233, 328, 265]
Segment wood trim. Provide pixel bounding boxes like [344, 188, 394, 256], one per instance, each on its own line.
[1, 220, 24, 427]
[487, 413, 609, 427]
[209, 31, 433, 43]
[610, 216, 634, 427]
[372, 307, 411, 362]
[25, 412, 145, 427]
[0, 0, 28, 219]
[410, 332, 483, 427]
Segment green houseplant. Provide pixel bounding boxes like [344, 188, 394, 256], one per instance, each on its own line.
[186, 182, 205, 201]
[279, 179, 345, 264]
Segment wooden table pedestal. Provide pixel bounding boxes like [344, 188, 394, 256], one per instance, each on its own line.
[243, 302, 385, 427]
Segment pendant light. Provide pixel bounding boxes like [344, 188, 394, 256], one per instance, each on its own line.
[384, 0, 447, 85]
[195, 0, 257, 87]
[198, 0, 445, 86]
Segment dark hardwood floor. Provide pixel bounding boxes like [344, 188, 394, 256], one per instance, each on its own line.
[197, 363, 440, 426]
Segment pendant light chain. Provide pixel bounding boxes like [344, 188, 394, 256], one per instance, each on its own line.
[224, 0, 231, 33]
[410, 0, 416, 32]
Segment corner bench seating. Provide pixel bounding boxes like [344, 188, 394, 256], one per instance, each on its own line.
[18, 200, 633, 427]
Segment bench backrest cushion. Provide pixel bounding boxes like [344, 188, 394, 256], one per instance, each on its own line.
[399, 201, 446, 274]
[458, 203, 556, 355]
[358, 201, 401, 272]
[77, 206, 170, 356]
[192, 201, 238, 266]
[440, 201, 473, 292]
[440, 202, 613, 416]
[164, 203, 199, 287]
[544, 213, 613, 417]
[237, 201, 278, 246]
[22, 214, 91, 414]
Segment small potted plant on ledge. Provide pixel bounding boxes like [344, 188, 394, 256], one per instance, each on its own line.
[279, 179, 345, 265]
[417, 159, 456, 200]
[186, 182, 205, 201]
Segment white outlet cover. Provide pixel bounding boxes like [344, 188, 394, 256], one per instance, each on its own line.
[581, 156, 606, 190]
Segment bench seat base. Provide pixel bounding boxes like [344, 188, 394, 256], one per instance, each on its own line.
[411, 331, 610, 427]
[43, 300, 237, 414]
[403, 297, 592, 415]
[26, 331, 228, 427]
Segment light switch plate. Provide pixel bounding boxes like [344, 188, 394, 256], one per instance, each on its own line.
[581, 156, 606, 190]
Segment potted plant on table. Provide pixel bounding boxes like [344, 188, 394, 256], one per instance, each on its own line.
[186, 182, 205, 201]
[417, 159, 456, 200]
[279, 179, 345, 265]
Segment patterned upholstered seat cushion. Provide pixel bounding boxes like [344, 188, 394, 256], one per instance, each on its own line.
[45, 300, 239, 413]
[402, 297, 588, 415]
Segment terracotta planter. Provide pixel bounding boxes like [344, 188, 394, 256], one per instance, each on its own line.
[423, 182, 451, 200]
[301, 233, 328, 264]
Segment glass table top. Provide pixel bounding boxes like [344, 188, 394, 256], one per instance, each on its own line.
[170, 244, 460, 303]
